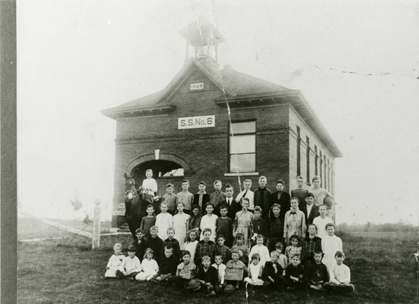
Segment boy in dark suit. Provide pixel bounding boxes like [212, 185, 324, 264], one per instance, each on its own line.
[132, 228, 148, 262]
[271, 179, 291, 222]
[194, 181, 210, 214]
[254, 176, 272, 220]
[305, 192, 319, 226]
[219, 184, 241, 220]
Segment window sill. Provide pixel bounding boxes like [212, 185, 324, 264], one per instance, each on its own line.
[224, 172, 259, 177]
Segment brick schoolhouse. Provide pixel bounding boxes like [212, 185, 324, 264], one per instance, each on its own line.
[102, 20, 342, 228]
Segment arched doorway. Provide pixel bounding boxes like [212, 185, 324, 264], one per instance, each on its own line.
[130, 160, 185, 197]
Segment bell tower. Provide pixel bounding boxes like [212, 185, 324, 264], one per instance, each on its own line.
[179, 18, 225, 63]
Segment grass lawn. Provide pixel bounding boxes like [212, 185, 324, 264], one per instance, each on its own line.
[17, 226, 419, 304]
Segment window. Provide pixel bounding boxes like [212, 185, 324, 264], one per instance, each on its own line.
[230, 121, 256, 173]
[296, 126, 301, 176]
[314, 146, 318, 175]
[324, 155, 327, 189]
[319, 151, 323, 180]
[306, 136, 310, 184]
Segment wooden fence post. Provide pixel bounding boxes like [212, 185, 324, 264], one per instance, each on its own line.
[92, 199, 101, 249]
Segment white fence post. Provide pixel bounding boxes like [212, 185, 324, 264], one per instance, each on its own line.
[92, 199, 101, 249]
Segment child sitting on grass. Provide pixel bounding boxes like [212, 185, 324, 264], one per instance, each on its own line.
[196, 255, 219, 297]
[226, 249, 247, 289]
[285, 235, 302, 263]
[155, 244, 177, 282]
[285, 254, 304, 291]
[105, 243, 125, 279]
[116, 245, 142, 281]
[323, 251, 355, 293]
[195, 228, 215, 265]
[231, 233, 249, 265]
[305, 251, 329, 290]
[167, 250, 196, 288]
[262, 251, 285, 288]
[244, 253, 264, 286]
[136, 248, 159, 282]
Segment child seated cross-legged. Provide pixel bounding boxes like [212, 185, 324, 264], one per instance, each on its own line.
[116, 245, 142, 281]
[231, 233, 249, 265]
[285, 254, 305, 291]
[155, 244, 177, 282]
[248, 234, 270, 267]
[212, 254, 226, 291]
[285, 235, 302, 263]
[167, 250, 197, 288]
[212, 234, 230, 266]
[196, 256, 219, 297]
[225, 249, 247, 290]
[194, 228, 215, 266]
[244, 253, 264, 286]
[136, 248, 159, 282]
[305, 251, 329, 291]
[163, 227, 181, 262]
[105, 243, 125, 279]
[262, 251, 285, 288]
[323, 251, 355, 293]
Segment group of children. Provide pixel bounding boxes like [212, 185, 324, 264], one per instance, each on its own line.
[105, 172, 355, 297]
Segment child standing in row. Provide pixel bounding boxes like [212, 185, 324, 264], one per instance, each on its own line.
[321, 223, 342, 270]
[251, 206, 268, 246]
[233, 198, 253, 247]
[189, 204, 202, 233]
[285, 235, 302, 262]
[162, 183, 177, 216]
[193, 181, 210, 214]
[248, 235, 270, 267]
[163, 227, 181, 262]
[313, 204, 333, 239]
[172, 202, 190, 248]
[267, 203, 283, 252]
[182, 229, 199, 262]
[283, 197, 306, 241]
[140, 205, 156, 240]
[177, 180, 194, 215]
[195, 228, 215, 266]
[156, 202, 172, 241]
[235, 179, 254, 212]
[302, 224, 322, 265]
[200, 203, 218, 242]
[212, 234, 230, 265]
[147, 226, 163, 265]
[216, 205, 233, 247]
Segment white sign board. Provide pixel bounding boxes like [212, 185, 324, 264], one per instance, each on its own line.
[178, 115, 215, 129]
[190, 83, 204, 90]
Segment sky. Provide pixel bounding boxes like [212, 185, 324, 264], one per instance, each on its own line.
[17, 0, 419, 225]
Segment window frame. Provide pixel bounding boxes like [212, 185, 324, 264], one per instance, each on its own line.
[228, 120, 257, 173]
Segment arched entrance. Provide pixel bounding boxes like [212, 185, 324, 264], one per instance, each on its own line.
[131, 160, 185, 197]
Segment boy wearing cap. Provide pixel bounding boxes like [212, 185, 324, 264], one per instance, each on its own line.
[116, 245, 142, 281]
[194, 181, 210, 214]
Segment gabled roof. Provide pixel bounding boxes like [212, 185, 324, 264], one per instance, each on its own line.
[101, 56, 342, 157]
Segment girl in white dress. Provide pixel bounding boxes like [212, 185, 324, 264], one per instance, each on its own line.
[173, 202, 190, 248]
[105, 243, 125, 278]
[182, 229, 199, 263]
[155, 202, 173, 241]
[321, 223, 343, 270]
[244, 253, 264, 285]
[136, 249, 159, 281]
[200, 203, 218, 242]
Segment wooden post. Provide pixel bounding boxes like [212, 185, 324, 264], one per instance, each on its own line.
[92, 199, 101, 249]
